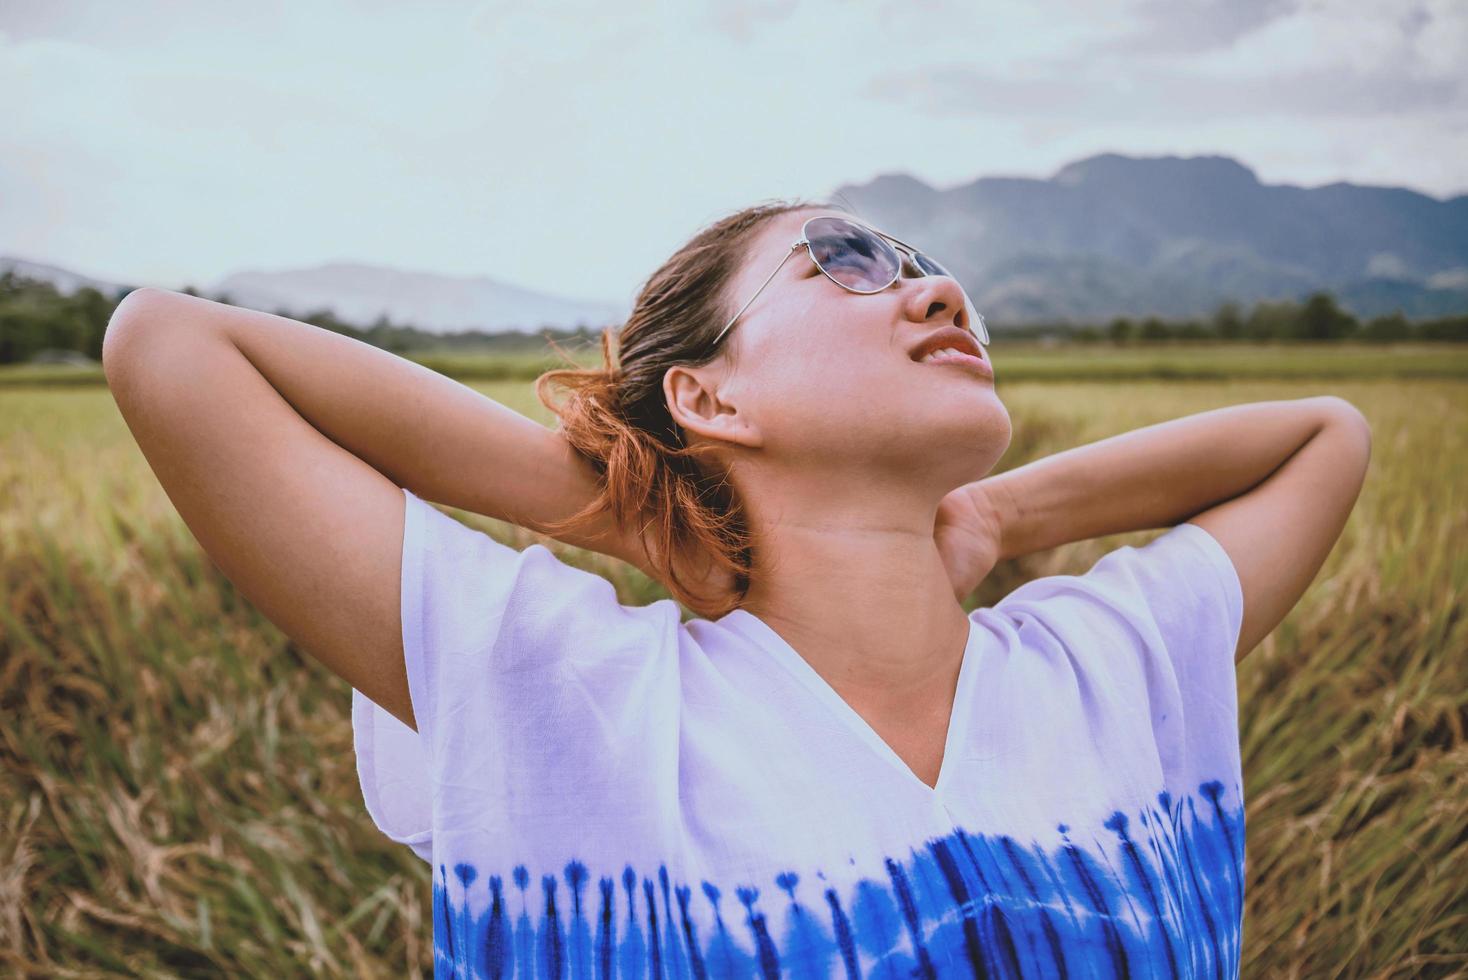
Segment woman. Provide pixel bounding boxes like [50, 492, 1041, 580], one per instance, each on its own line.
[102, 198, 1371, 978]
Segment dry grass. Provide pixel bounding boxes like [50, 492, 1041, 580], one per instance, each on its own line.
[1, 362, 1463, 977]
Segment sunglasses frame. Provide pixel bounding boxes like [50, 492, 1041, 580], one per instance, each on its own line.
[710, 213, 989, 352]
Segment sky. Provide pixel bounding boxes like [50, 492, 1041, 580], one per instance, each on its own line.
[3, 0, 1465, 308]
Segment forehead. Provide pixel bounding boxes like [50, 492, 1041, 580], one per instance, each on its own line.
[774, 207, 866, 240]
[744, 208, 865, 269]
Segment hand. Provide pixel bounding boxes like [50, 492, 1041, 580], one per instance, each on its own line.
[934, 483, 1006, 603]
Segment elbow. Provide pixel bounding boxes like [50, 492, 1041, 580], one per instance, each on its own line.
[1304, 395, 1370, 437]
[103, 288, 175, 380]
[1322, 395, 1371, 437]
[1313, 395, 1373, 468]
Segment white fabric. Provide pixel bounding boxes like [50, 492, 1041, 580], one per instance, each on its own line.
[352, 486, 1247, 978]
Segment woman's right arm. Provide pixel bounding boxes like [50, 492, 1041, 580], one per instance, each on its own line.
[108, 288, 654, 566]
[101, 288, 653, 728]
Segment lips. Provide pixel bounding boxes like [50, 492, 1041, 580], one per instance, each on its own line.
[916, 349, 993, 378]
[908, 325, 986, 363]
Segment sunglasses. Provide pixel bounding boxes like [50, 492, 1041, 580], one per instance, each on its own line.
[711, 214, 990, 351]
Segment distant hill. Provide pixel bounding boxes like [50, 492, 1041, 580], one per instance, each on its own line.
[0, 257, 132, 298]
[829, 153, 1468, 323]
[9, 151, 1466, 330]
[210, 262, 625, 335]
[0, 256, 626, 335]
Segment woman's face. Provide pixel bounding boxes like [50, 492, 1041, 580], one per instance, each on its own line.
[675, 208, 1011, 492]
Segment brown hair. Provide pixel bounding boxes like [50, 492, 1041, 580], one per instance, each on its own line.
[533, 197, 839, 619]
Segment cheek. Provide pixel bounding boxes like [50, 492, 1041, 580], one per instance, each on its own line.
[780, 346, 895, 408]
[747, 327, 911, 422]
[748, 361, 875, 447]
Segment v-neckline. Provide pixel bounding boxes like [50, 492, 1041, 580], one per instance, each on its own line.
[717, 607, 981, 801]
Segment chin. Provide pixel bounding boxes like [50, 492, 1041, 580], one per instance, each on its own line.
[943, 403, 1012, 476]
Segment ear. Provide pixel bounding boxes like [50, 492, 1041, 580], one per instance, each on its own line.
[663, 364, 763, 450]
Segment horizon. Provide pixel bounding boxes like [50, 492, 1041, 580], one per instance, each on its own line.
[4, 149, 1462, 306]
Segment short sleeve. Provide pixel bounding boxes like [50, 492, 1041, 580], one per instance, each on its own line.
[993, 522, 1245, 779]
[351, 487, 682, 861]
[998, 522, 1242, 682]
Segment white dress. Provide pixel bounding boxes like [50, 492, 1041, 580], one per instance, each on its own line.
[352, 487, 1247, 978]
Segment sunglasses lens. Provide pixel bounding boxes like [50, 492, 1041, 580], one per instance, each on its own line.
[910, 251, 949, 278]
[806, 216, 991, 347]
[805, 216, 900, 292]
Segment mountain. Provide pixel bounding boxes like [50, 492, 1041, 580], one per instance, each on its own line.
[828, 153, 1468, 324]
[209, 262, 626, 334]
[11, 152, 1466, 330]
[0, 256, 132, 298]
[0, 256, 627, 335]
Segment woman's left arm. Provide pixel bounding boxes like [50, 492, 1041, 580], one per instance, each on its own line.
[949, 396, 1371, 662]
[1172, 399, 1370, 662]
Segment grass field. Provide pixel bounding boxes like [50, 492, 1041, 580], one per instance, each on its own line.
[4, 341, 1468, 388]
[2, 349, 1464, 976]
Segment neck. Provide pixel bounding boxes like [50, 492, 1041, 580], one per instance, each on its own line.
[737, 491, 972, 716]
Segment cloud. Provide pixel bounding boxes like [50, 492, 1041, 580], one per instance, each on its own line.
[1096, 0, 1302, 55]
[702, 0, 800, 44]
[865, 0, 1466, 123]
[869, 63, 1463, 121]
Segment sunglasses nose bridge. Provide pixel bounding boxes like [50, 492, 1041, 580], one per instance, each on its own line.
[897, 251, 925, 281]
[893, 254, 988, 345]
[873, 233, 935, 285]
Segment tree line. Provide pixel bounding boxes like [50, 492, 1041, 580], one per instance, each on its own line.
[2, 271, 1465, 366]
[1055, 293, 1468, 344]
[0, 273, 603, 366]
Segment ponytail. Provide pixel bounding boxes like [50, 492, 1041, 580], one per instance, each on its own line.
[532, 197, 836, 617]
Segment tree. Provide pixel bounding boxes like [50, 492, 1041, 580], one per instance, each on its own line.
[1107, 317, 1136, 344]
[1175, 320, 1211, 340]
[1416, 315, 1468, 342]
[1360, 312, 1410, 343]
[1298, 292, 1356, 341]
[1212, 302, 1243, 341]
[1140, 316, 1169, 341]
[1245, 299, 1300, 341]
[74, 287, 112, 360]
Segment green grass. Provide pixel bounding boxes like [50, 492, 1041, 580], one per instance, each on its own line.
[977, 342, 1468, 380]
[4, 341, 1467, 388]
[1, 359, 1464, 976]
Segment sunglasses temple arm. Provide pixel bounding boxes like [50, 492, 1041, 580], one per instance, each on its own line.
[713, 243, 803, 348]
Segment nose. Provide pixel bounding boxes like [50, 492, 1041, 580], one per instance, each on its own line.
[900, 269, 974, 335]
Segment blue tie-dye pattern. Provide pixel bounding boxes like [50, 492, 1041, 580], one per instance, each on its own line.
[430, 779, 1245, 979]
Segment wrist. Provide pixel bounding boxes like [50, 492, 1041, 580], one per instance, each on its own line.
[967, 478, 1023, 564]
[978, 399, 1330, 560]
